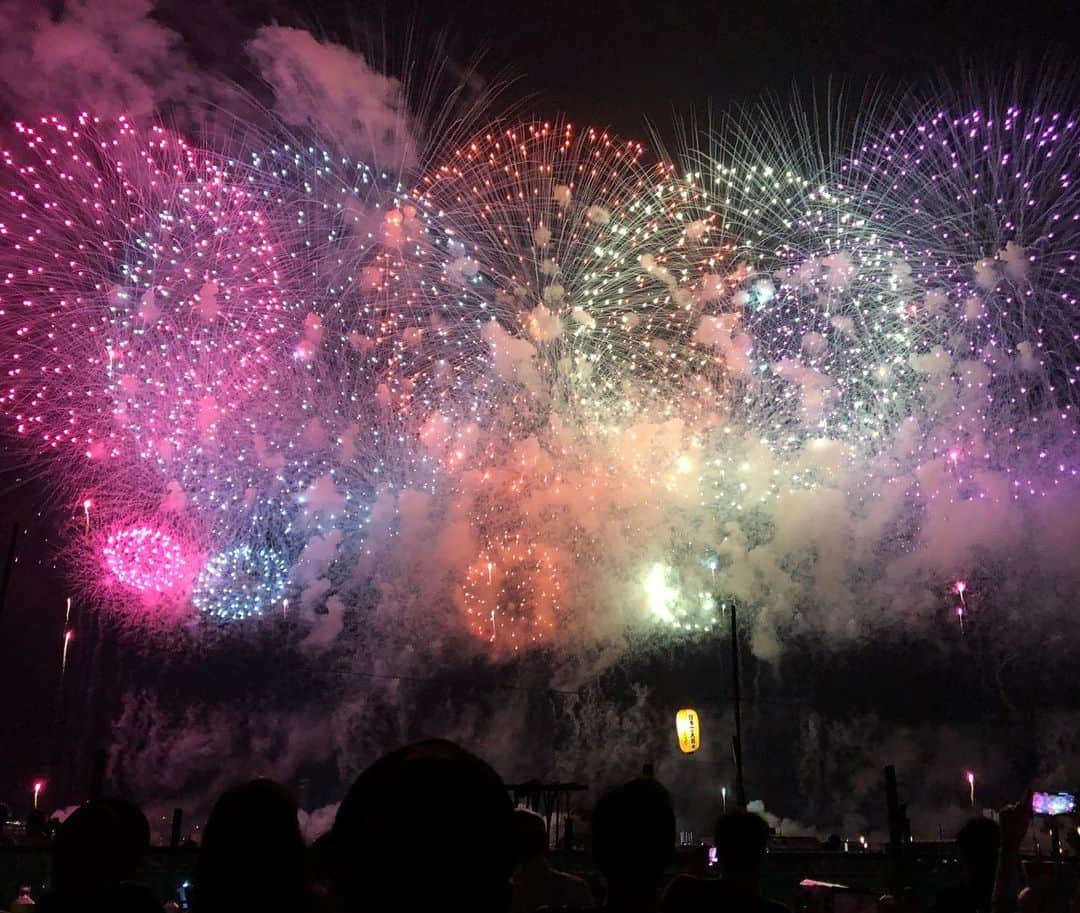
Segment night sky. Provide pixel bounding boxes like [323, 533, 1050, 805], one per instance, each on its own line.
[295, 0, 1080, 134]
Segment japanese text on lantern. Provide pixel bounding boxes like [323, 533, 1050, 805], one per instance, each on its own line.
[676, 708, 700, 753]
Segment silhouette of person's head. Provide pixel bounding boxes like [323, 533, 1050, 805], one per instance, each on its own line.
[592, 778, 675, 898]
[53, 801, 128, 895]
[713, 811, 771, 877]
[512, 808, 549, 865]
[99, 798, 151, 881]
[193, 779, 308, 913]
[956, 817, 997, 866]
[50, 799, 160, 912]
[955, 817, 999, 898]
[332, 738, 514, 913]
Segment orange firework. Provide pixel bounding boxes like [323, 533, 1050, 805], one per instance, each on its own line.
[460, 536, 563, 652]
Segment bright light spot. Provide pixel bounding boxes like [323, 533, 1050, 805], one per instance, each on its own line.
[644, 563, 680, 622]
[103, 527, 189, 593]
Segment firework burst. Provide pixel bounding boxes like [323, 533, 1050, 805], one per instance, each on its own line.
[401, 121, 738, 430]
[0, 83, 1076, 658]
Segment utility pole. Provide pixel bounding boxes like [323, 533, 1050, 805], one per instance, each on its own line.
[885, 765, 908, 893]
[730, 601, 746, 809]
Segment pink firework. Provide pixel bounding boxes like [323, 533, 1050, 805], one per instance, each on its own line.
[0, 114, 303, 474]
[102, 526, 189, 593]
[0, 116, 193, 461]
[106, 165, 296, 465]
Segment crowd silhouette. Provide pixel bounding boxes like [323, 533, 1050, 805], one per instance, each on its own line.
[2, 740, 1077, 913]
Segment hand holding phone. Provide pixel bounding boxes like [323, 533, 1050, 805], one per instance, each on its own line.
[999, 791, 1033, 853]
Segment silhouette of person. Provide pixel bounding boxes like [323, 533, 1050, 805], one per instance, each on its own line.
[192, 779, 309, 913]
[591, 777, 675, 913]
[663, 810, 788, 913]
[331, 738, 515, 913]
[510, 807, 592, 912]
[934, 818, 1000, 913]
[39, 799, 160, 913]
[309, 831, 344, 913]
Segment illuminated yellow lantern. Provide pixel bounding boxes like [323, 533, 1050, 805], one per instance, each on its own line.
[675, 708, 700, 754]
